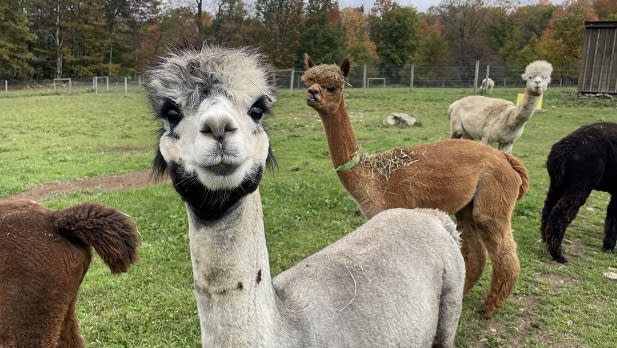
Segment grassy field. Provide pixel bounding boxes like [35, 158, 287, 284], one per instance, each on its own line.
[1, 87, 616, 347]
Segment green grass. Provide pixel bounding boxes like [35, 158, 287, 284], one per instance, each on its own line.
[0, 92, 155, 196]
[2, 88, 617, 347]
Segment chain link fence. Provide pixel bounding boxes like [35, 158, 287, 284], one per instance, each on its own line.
[274, 62, 579, 94]
[0, 62, 579, 96]
[0, 76, 145, 96]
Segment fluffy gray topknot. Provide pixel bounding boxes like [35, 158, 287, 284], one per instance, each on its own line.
[144, 45, 274, 113]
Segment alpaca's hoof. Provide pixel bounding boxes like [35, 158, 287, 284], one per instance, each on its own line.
[601, 241, 615, 253]
[477, 309, 491, 320]
[552, 254, 568, 264]
[548, 248, 568, 264]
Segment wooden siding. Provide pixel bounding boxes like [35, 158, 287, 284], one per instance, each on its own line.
[578, 21, 617, 95]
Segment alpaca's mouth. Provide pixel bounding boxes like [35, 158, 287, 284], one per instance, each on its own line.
[203, 162, 239, 176]
[306, 93, 321, 104]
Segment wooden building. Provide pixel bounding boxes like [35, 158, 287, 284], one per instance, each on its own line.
[578, 21, 617, 95]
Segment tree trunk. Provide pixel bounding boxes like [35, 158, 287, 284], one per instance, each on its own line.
[196, 0, 204, 38]
[55, 0, 63, 78]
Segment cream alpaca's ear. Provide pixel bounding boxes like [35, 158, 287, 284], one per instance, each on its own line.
[304, 53, 314, 69]
[340, 57, 351, 78]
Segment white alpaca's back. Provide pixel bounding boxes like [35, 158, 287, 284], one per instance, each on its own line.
[273, 208, 464, 347]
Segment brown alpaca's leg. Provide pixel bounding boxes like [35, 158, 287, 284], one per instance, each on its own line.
[460, 231, 486, 295]
[456, 208, 487, 295]
[476, 220, 520, 318]
[57, 301, 86, 348]
[469, 178, 520, 317]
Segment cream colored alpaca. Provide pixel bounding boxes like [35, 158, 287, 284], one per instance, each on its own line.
[479, 77, 494, 94]
[145, 45, 465, 347]
[449, 60, 553, 153]
[302, 54, 529, 317]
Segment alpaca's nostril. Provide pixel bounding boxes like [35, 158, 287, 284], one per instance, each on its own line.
[200, 122, 237, 139]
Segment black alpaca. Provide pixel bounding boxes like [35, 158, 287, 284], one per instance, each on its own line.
[541, 122, 617, 263]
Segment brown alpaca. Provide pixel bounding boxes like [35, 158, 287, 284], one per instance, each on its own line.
[0, 199, 139, 347]
[302, 55, 529, 317]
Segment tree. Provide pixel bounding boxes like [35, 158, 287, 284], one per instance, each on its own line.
[0, 1, 36, 79]
[340, 7, 377, 65]
[511, 4, 555, 46]
[538, 0, 598, 77]
[207, 0, 259, 47]
[592, 0, 617, 19]
[136, 6, 199, 70]
[297, 0, 344, 66]
[485, 6, 519, 64]
[416, 18, 449, 68]
[369, 0, 394, 17]
[101, 0, 160, 76]
[482, 3, 556, 67]
[255, 0, 304, 67]
[431, 0, 493, 79]
[369, 3, 420, 67]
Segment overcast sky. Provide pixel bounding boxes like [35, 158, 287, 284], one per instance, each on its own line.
[338, 0, 433, 12]
[337, 0, 565, 13]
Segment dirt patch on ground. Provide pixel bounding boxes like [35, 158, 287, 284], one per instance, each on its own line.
[2, 170, 167, 202]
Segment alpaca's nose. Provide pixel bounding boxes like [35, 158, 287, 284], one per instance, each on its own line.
[200, 114, 237, 142]
[308, 86, 319, 95]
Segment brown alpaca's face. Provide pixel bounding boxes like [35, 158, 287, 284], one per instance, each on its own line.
[302, 66, 345, 116]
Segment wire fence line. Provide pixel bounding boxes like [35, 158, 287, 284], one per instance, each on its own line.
[0, 62, 579, 96]
[274, 62, 579, 95]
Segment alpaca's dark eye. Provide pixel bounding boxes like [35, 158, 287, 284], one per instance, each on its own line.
[248, 96, 271, 122]
[326, 86, 337, 93]
[249, 106, 264, 121]
[160, 99, 183, 129]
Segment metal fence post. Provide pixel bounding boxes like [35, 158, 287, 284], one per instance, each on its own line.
[362, 64, 367, 93]
[474, 60, 480, 94]
[410, 64, 414, 91]
[289, 68, 294, 96]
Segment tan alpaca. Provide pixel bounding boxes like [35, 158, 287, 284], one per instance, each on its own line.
[449, 60, 553, 153]
[302, 55, 529, 317]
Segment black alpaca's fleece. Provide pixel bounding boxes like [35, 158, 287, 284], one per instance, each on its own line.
[541, 122, 617, 263]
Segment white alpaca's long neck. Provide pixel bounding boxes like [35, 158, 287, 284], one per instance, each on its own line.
[186, 190, 283, 347]
[512, 89, 541, 129]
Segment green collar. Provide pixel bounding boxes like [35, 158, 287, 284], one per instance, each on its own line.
[334, 150, 363, 173]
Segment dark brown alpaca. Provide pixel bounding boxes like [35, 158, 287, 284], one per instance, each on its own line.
[541, 122, 617, 263]
[302, 55, 530, 317]
[0, 199, 139, 347]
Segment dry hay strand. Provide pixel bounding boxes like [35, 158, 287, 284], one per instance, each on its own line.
[360, 148, 418, 180]
[302, 64, 345, 87]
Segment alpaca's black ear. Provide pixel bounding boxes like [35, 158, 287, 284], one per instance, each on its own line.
[340, 58, 351, 78]
[304, 53, 314, 69]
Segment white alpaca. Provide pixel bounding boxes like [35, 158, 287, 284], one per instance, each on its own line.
[145, 45, 465, 347]
[449, 60, 553, 152]
[479, 77, 494, 94]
